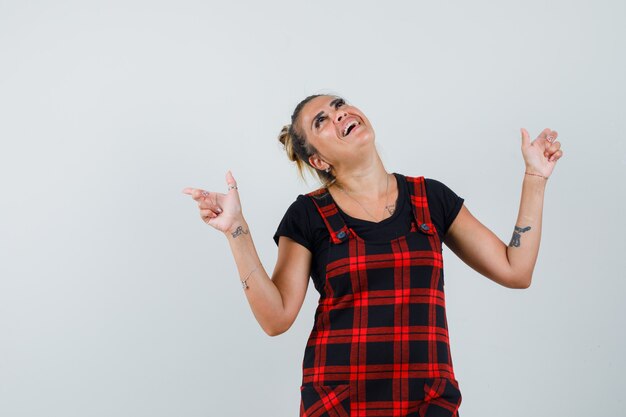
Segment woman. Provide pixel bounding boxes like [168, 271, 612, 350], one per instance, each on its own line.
[183, 94, 563, 416]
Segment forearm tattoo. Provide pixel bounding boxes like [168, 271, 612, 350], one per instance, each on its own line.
[509, 225, 531, 247]
[230, 226, 249, 238]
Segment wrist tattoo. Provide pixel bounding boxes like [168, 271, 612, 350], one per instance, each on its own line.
[231, 225, 249, 238]
[509, 225, 531, 247]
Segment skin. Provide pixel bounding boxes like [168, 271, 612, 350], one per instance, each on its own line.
[299, 95, 399, 221]
[183, 95, 564, 336]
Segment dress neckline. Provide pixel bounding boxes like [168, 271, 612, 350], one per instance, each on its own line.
[325, 172, 405, 225]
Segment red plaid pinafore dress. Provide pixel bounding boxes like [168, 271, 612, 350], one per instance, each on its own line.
[299, 175, 462, 417]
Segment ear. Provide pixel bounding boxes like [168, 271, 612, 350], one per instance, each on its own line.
[308, 154, 329, 171]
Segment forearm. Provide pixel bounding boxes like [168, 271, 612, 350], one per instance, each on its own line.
[224, 218, 285, 335]
[507, 173, 547, 287]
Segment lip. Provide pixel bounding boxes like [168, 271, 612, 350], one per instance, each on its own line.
[339, 116, 361, 138]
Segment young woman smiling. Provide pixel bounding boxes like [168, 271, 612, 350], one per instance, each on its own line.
[183, 94, 563, 417]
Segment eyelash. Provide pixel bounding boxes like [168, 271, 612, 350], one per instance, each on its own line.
[315, 99, 345, 129]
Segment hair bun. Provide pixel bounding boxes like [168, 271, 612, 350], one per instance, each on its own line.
[278, 124, 297, 162]
[278, 124, 290, 146]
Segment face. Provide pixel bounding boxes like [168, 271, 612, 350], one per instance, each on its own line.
[297, 95, 375, 171]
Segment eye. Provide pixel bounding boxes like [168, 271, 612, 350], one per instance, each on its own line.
[315, 115, 327, 129]
[314, 99, 345, 129]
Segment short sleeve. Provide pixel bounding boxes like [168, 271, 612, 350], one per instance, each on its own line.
[273, 195, 314, 252]
[424, 178, 465, 238]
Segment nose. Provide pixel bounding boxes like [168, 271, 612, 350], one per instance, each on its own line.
[335, 109, 348, 123]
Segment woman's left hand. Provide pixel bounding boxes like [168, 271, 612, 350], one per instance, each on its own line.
[520, 127, 564, 179]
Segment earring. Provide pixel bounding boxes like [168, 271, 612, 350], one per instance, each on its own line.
[325, 167, 330, 173]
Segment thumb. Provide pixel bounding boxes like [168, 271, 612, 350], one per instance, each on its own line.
[225, 170, 237, 191]
[520, 128, 531, 147]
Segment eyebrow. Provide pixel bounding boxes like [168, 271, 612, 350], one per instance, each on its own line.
[311, 97, 344, 130]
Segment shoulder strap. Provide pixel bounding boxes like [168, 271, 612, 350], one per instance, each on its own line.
[404, 175, 437, 236]
[305, 188, 351, 244]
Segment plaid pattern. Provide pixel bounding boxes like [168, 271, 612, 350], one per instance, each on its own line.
[300, 175, 462, 417]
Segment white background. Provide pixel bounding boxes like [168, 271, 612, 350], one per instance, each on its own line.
[1, 1, 624, 416]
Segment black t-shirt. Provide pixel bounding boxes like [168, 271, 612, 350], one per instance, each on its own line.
[273, 173, 464, 293]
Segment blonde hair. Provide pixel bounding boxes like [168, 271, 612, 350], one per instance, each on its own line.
[277, 94, 338, 191]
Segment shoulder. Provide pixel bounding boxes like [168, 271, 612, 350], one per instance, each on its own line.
[423, 177, 465, 234]
[399, 175, 451, 205]
[398, 174, 448, 196]
[274, 191, 332, 250]
[280, 194, 315, 217]
[423, 177, 448, 193]
[423, 177, 463, 201]
[273, 194, 314, 248]
[293, 193, 311, 207]
[399, 174, 464, 234]
[279, 191, 333, 224]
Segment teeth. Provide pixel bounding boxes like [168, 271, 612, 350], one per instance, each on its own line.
[343, 120, 359, 136]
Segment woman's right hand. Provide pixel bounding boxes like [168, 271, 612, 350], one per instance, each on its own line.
[182, 170, 244, 234]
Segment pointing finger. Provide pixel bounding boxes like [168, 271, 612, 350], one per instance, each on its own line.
[182, 188, 204, 202]
[182, 187, 208, 201]
[188, 188, 212, 202]
[546, 130, 558, 143]
[226, 170, 238, 192]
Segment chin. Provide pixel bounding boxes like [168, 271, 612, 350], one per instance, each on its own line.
[362, 130, 375, 143]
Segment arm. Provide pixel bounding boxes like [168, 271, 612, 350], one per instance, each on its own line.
[225, 220, 310, 336]
[184, 171, 310, 337]
[444, 174, 546, 289]
[443, 127, 563, 289]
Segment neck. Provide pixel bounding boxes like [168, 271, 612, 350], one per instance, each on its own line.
[331, 163, 391, 198]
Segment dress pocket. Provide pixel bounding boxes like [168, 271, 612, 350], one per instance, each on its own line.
[423, 377, 462, 416]
[300, 383, 350, 417]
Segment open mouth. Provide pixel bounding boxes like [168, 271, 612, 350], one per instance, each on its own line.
[342, 120, 360, 137]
